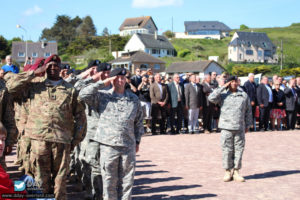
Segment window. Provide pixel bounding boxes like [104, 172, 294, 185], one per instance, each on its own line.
[140, 64, 149, 70]
[152, 49, 160, 54]
[18, 52, 25, 57]
[188, 30, 220, 35]
[264, 50, 272, 57]
[154, 64, 160, 70]
[45, 52, 51, 57]
[32, 52, 38, 57]
[262, 42, 267, 48]
[258, 50, 263, 57]
[247, 41, 251, 47]
[246, 50, 253, 55]
[145, 49, 150, 54]
[167, 50, 170, 55]
[233, 47, 236, 51]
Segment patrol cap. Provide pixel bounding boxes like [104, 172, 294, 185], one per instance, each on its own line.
[61, 64, 71, 70]
[88, 59, 101, 68]
[97, 63, 112, 72]
[109, 67, 127, 77]
[226, 75, 238, 83]
[30, 58, 45, 71]
[44, 54, 61, 65]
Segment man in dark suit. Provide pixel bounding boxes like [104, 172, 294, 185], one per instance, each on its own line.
[257, 76, 273, 131]
[284, 78, 298, 130]
[243, 73, 257, 131]
[150, 73, 169, 135]
[202, 74, 214, 133]
[185, 74, 203, 134]
[168, 74, 185, 134]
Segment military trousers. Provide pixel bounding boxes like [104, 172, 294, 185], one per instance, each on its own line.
[221, 129, 245, 170]
[30, 139, 70, 200]
[82, 139, 103, 200]
[19, 135, 31, 175]
[100, 144, 136, 200]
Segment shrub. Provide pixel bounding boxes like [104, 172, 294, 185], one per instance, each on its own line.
[178, 49, 191, 58]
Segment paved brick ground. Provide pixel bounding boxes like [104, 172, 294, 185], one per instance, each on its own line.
[6, 130, 300, 200]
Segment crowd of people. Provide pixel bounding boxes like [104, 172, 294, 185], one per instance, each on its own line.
[0, 54, 299, 199]
[124, 67, 300, 135]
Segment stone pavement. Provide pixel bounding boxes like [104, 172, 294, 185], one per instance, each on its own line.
[5, 130, 300, 200]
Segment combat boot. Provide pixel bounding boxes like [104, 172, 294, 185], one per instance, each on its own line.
[223, 169, 232, 182]
[233, 169, 245, 182]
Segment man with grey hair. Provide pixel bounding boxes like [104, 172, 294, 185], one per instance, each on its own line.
[257, 76, 273, 131]
[202, 74, 213, 133]
[284, 78, 298, 130]
[1, 55, 19, 74]
[243, 73, 257, 131]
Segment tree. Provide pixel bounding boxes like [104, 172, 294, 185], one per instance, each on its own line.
[77, 16, 97, 37]
[178, 49, 191, 58]
[102, 27, 109, 36]
[163, 30, 175, 38]
[0, 35, 10, 59]
[240, 24, 249, 30]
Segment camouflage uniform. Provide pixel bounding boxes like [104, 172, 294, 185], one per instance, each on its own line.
[79, 81, 144, 200]
[75, 77, 107, 200]
[0, 80, 17, 170]
[9, 72, 87, 200]
[208, 87, 252, 170]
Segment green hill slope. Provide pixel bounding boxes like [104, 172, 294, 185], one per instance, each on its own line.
[162, 23, 300, 70]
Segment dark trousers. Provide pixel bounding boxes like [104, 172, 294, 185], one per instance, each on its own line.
[203, 103, 213, 131]
[170, 103, 183, 133]
[259, 104, 271, 130]
[151, 103, 166, 134]
[286, 109, 297, 130]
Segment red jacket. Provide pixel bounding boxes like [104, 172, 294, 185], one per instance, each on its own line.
[0, 165, 26, 200]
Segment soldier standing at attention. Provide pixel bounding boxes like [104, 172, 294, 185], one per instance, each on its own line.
[9, 55, 87, 199]
[208, 76, 252, 182]
[79, 68, 144, 200]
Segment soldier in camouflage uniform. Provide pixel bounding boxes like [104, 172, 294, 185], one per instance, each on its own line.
[208, 76, 252, 182]
[9, 55, 87, 199]
[0, 80, 17, 170]
[75, 62, 112, 200]
[79, 67, 144, 200]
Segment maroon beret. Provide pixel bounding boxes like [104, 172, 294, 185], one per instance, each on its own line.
[23, 64, 32, 72]
[44, 54, 61, 65]
[30, 58, 45, 71]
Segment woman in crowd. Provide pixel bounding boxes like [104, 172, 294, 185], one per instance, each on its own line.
[270, 81, 286, 130]
[138, 75, 152, 133]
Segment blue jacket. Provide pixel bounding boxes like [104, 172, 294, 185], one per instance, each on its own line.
[1, 65, 19, 73]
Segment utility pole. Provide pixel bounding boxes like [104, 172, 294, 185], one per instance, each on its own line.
[280, 40, 283, 70]
[109, 30, 112, 54]
[172, 17, 174, 35]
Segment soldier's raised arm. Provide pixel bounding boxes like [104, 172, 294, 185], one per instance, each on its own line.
[208, 86, 226, 105]
[134, 100, 145, 145]
[4, 71, 35, 97]
[71, 91, 87, 149]
[74, 77, 94, 91]
[79, 76, 115, 107]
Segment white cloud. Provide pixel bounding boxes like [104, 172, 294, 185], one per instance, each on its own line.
[132, 0, 183, 8]
[23, 5, 43, 16]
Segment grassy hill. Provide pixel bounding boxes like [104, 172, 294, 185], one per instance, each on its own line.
[162, 23, 300, 73]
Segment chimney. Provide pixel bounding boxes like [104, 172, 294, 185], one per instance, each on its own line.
[154, 31, 158, 40]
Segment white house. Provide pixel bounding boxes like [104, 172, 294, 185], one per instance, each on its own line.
[124, 33, 175, 58]
[119, 16, 158, 36]
[175, 21, 231, 40]
[228, 31, 277, 63]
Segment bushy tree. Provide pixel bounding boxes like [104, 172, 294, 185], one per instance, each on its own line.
[77, 16, 97, 37]
[0, 35, 10, 59]
[178, 49, 191, 58]
[240, 24, 249, 30]
[102, 27, 109, 36]
[163, 30, 175, 38]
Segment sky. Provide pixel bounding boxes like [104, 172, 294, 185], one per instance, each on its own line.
[1, 0, 299, 41]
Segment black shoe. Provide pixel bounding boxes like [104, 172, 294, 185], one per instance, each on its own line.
[191, 131, 194, 134]
[185, 129, 189, 134]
